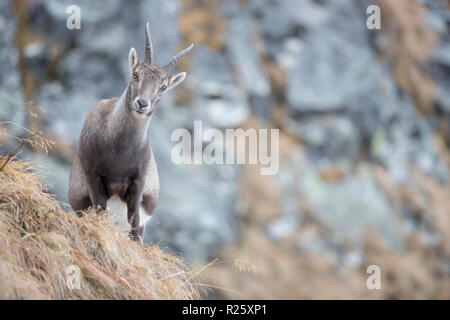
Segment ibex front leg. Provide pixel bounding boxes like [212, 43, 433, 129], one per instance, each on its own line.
[126, 177, 145, 243]
[86, 174, 108, 213]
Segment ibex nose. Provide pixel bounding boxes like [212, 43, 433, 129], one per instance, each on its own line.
[137, 99, 148, 109]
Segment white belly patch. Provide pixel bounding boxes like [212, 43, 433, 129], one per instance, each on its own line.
[106, 195, 151, 232]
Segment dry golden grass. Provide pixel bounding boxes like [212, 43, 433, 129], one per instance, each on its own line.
[0, 156, 199, 300]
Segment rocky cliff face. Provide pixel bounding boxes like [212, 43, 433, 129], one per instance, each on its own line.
[1, 0, 449, 298]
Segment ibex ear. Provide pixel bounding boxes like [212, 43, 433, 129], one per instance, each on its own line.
[167, 72, 186, 90]
[128, 48, 139, 74]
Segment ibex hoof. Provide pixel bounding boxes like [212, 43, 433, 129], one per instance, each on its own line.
[129, 232, 143, 246]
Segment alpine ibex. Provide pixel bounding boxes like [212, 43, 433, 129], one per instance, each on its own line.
[68, 23, 194, 242]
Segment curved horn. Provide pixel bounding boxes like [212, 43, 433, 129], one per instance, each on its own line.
[144, 22, 153, 64]
[163, 43, 194, 71]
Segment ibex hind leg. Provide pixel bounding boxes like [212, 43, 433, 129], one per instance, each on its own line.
[68, 155, 92, 216]
[139, 152, 159, 239]
[139, 193, 158, 238]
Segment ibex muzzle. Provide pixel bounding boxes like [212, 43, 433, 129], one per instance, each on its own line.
[68, 23, 194, 243]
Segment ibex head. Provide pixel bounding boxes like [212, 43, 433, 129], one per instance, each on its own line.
[127, 22, 194, 118]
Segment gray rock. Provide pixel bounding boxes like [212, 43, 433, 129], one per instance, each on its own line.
[249, 0, 323, 41]
[58, 49, 124, 99]
[35, 81, 100, 143]
[284, 115, 360, 165]
[224, 0, 271, 118]
[281, 0, 378, 113]
[189, 45, 249, 128]
[370, 71, 448, 183]
[291, 151, 403, 251]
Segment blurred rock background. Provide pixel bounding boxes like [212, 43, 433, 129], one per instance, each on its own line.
[1, 0, 449, 299]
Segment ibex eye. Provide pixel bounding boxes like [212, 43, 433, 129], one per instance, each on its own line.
[132, 72, 139, 79]
[161, 85, 167, 92]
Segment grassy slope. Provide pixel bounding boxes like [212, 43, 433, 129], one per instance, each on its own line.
[0, 157, 199, 299]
